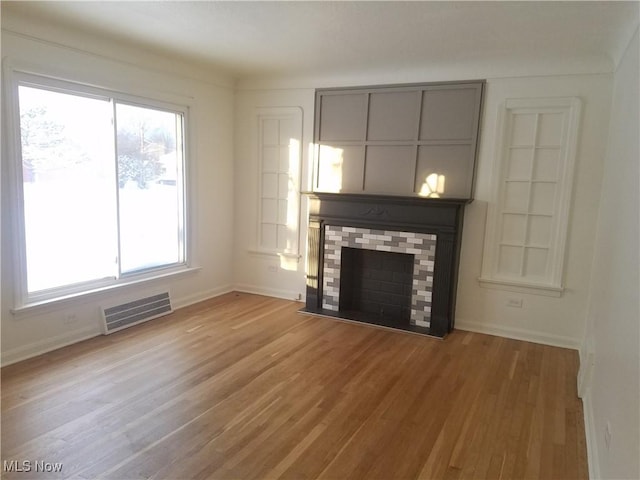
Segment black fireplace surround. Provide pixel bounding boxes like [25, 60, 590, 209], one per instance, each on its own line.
[302, 192, 468, 337]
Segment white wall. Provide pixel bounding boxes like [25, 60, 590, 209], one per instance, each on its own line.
[235, 71, 612, 349]
[1, 30, 236, 365]
[580, 28, 639, 480]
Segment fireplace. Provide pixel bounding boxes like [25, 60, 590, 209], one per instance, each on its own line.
[323, 225, 437, 328]
[301, 192, 467, 337]
[339, 247, 414, 325]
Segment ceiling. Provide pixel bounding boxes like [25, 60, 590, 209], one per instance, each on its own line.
[2, 1, 639, 80]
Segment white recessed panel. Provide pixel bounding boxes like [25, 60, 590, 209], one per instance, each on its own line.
[537, 113, 564, 146]
[510, 113, 536, 146]
[481, 96, 581, 293]
[528, 215, 552, 246]
[498, 245, 523, 276]
[257, 107, 302, 255]
[501, 214, 526, 244]
[503, 182, 529, 212]
[261, 224, 277, 249]
[524, 247, 549, 278]
[278, 174, 289, 199]
[277, 225, 288, 251]
[277, 199, 288, 224]
[530, 182, 556, 215]
[261, 199, 277, 223]
[533, 148, 561, 181]
[262, 146, 278, 172]
[507, 148, 533, 180]
[278, 118, 294, 145]
[279, 145, 290, 171]
[262, 173, 278, 199]
[262, 118, 279, 145]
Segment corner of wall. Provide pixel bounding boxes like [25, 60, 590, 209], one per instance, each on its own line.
[581, 384, 601, 480]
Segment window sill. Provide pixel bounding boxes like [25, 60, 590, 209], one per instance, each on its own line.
[478, 277, 564, 298]
[247, 249, 301, 261]
[11, 266, 201, 317]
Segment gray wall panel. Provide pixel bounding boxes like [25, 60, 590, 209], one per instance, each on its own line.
[415, 145, 473, 198]
[314, 81, 484, 199]
[364, 145, 415, 194]
[318, 93, 367, 141]
[368, 91, 419, 141]
[420, 87, 478, 141]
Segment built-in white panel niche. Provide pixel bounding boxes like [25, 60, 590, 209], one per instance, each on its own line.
[480, 97, 582, 296]
[257, 107, 303, 256]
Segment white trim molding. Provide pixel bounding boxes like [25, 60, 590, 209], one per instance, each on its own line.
[581, 390, 600, 480]
[234, 283, 304, 302]
[1, 285, 235, 367]
[477, 277, 563, 297]
[480, 96, 582, 296]
[455, 318, 581, 350]
[1, 325, 101, 367]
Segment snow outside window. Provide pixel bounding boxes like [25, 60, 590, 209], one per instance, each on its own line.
[10, 73, 188, 306]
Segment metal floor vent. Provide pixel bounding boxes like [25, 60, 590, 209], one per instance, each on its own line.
[102, 292, 173, 334]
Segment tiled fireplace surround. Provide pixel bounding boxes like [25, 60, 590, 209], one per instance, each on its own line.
[322, 226, 437, 327]
[303, 193, 467, 337]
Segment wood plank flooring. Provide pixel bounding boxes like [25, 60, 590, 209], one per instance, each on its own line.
[1, 292, 588, 479]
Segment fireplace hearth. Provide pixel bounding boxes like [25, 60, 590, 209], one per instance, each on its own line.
[301, 192, 467, 337]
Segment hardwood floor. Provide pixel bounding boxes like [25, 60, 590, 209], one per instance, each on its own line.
[1, 292, 588, 479]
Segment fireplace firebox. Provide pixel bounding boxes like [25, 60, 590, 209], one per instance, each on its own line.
[301, 192, 467, 337]
[339, 247, 414, 327]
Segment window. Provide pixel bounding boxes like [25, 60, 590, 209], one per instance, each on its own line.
[479, 97, 581, 296]
[10, 73, 187, 306]
[257, 107, 302, 256]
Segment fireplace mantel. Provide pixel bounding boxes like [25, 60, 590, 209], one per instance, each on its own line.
[302, 192, 468, 337]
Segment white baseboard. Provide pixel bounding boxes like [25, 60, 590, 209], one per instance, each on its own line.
[455, 318, 581, 350]
[172, 284, 235, 309]
[1, 325, 101, 367]
[1, 285, 236, 367]
[582, 391, 600, 480]
[577, 338, 595, 398]
[234, 283, 304, 302]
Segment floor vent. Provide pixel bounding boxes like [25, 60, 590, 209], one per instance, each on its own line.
[102, 292, 173, 334]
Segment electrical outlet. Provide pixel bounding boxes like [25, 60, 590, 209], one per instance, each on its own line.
[267, 265, 278, 273]
[506, 298, 523, 308]
[605, 421, 612, 451]
[64, 313, 78, 325]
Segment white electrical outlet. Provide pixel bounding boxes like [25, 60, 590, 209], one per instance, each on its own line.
[506, 298, 523, 308]
[64, 313, 78, 325]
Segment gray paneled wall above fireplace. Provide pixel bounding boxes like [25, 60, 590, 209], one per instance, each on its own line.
[313, 81, 484, 199]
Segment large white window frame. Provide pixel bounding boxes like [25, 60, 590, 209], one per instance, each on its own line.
[479, 97, 581, 297]
[5, 69, 192, 310]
